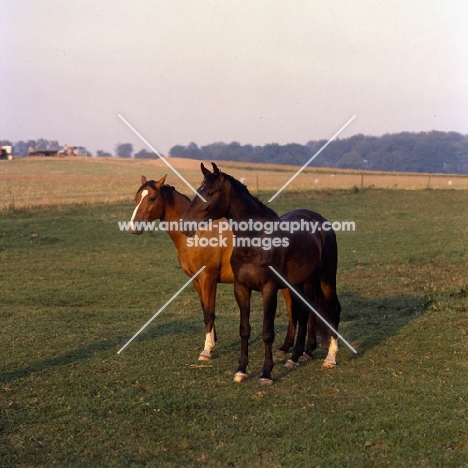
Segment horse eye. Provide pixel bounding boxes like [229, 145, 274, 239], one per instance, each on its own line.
[149, 196, 157, 202]
[207, 191, 214, 196]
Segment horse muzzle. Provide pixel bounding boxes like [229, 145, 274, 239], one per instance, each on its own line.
[130, 222, 144, 235]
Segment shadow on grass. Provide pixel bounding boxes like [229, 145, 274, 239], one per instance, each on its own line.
[1, 293, 429, 384]
[339, 292, 428, 359]
[0, 315, 202, 384]
[219, 292, 429, 378]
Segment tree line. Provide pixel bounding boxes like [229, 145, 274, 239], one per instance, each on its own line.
[169, 131, 468, 174]
[3, 131, 468, 173]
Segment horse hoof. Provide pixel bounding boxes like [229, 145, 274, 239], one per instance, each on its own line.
[258, 378, 273, 386]
[198, 350, 212, 361]
[233, 372, 248, 383]
[322, 359, 336, 368]
[299, 352, 313, 361]
[285, 359, 299, 369]
[275, 349, 287, 357]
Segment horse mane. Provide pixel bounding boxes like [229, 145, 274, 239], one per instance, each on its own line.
[161, 184, 191, 205]
[138, 180, 191, 206]
[221, 171, 279, 219]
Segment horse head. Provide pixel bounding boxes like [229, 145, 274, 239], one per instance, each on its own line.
[130, 175, 167, 234]
[181, 163, 232, 236]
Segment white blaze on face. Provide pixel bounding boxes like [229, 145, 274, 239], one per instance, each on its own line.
[130, 189, 148, 231]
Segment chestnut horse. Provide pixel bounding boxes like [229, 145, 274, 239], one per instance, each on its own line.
[129, 175, 306, 361]
[182, 163, 341, 384]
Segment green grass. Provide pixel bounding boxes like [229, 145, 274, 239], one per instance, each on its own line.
[1, 189, 467, 467]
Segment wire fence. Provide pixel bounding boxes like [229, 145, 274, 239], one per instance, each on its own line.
[1, 158, 467, 211]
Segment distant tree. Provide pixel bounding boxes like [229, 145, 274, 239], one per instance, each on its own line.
[167, 131, 468, 174]
[134, 149, 157, 159]
[452, 136, 468, 173]
[185, 142, 202, 159]
[115, 143, 133, 158]
[225, 142, 244, 161]
[96, 150, 112, 157]
[200, 142, 226, 160]
[169, 142, 202, 159]
[306, 139, 330, 167]
[169, 145, 187, 157]
[337, 151, 365, 169]
[281, 143, 311, 165]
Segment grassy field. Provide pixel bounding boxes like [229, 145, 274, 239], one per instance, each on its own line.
[1, 157, 467, 211]
[1, 162, 467, 466]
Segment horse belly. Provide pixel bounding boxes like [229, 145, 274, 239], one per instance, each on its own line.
[280, 234, 321, 285]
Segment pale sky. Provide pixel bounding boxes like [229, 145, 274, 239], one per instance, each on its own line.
[1, 1, 467, 155]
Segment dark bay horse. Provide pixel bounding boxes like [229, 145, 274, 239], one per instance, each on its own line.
[182, 163, 341, 384]
[129, 175, 299, 361]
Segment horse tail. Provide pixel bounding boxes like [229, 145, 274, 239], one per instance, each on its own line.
[316, 225, 341, 347]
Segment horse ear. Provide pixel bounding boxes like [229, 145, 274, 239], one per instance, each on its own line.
[201, 163, 211, 177]
[141, 175, 147, 185]
[212, 162, 221, 177]
[155, 175, 167, 189]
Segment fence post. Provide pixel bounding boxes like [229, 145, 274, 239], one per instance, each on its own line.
[360, 174, 364, 190]
[427, 175, 431, 189]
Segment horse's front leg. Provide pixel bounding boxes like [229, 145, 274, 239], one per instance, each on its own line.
[323, 335, 339, 368]
[259, 284, 278, 385]
[193, 276, 217, 361]
[233, 282, 251, 383]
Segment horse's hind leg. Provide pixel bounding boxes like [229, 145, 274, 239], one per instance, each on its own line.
[303, 279, 322, 359]
[259, 284, 278, 385]
[303, 313, 317, 359]
[285, 292, 308, 368]
[320, 279, 341, 368]
[319, 232, 342, 368]
[278, 288, 317, 360]
[277, 288, 295, 356]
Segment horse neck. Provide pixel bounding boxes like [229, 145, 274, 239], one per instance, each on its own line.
[160, 189, 191, 248]
[227, 183, 279, 225]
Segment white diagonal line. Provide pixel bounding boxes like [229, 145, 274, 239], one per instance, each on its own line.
[268, 266, 357, 353]
[117, 266, 206, 354]
[118, 114, 207, 202]
[268, 115, 356, 202]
